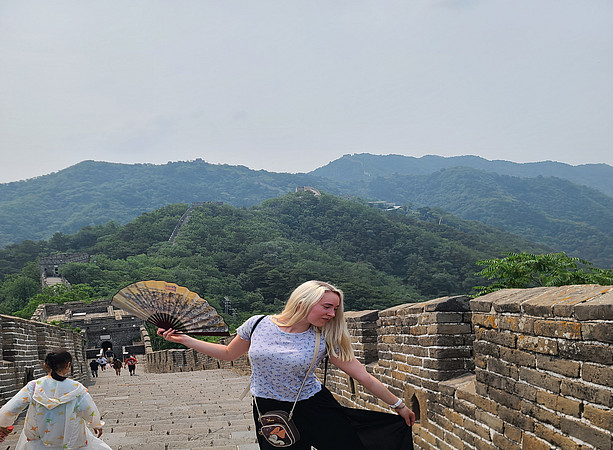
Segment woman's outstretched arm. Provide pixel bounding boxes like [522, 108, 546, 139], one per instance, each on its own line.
[330, 355, 416, 426]
[157, 328, 250, 361]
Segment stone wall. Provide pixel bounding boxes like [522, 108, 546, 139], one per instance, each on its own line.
[145, 333, 252, 375]
[0, 314, 89, 404]
[142, 285, 613, 449]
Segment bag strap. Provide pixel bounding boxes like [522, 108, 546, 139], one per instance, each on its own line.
[250, 314, 267, 339]
[323, 355, 329, 386]
[239, 315, 267, 400]
[254, 328, 321, 421]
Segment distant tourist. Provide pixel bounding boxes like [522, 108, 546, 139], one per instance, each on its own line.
[158, 280, 414, 449]
[90, 358, 100, 377]
[124, 355, 138, 376]
[0, 349, 111, 449]
[96, 356, 107, 371]
[104, 349, 115, 362]
[112, 358, 123, 376]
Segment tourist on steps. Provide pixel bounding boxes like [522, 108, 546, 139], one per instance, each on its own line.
[158, 280, 415, 450]
[112, 358, 123, 376]
[0, 349, 111, 449]
[89, 359, 99, 378]
[124, 355, 138, 376]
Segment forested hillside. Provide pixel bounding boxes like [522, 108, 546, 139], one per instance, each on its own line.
[2, 156, 612, 267]
[0, 193, 547, 327]
[0, 159, 320, 248]
[333, 167, 613, 267]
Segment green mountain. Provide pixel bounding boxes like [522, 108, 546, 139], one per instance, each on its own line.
[329, 167, 613, 267]
[0, 159, 320, 248]
[1, 155, 612, 267]
[0, 193, 547, 323]
[310, 153, 613, 196]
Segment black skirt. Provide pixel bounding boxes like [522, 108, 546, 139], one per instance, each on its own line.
[253, 386, 413, 450]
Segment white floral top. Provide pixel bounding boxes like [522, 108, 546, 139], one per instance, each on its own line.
[0, 375, 105, 449]
[237, 315, 327, 402]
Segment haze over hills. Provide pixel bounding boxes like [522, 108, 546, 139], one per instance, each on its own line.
[311, 154, 613, 197]
[1, 154, 612, 267]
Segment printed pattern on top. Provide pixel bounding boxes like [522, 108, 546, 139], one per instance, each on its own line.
[237, 315, 327, 401]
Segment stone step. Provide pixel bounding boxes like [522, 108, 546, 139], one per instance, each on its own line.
[1, 363, 258, 449]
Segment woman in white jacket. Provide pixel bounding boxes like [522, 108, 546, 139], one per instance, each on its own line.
[0, 349, 110, 449]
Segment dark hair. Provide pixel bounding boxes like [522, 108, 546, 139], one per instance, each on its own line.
[44, 349, 72, 381]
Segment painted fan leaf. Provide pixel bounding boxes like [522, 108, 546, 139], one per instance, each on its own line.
[112, 280, 229, 336]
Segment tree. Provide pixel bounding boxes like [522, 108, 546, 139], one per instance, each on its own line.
[473, 252, 613, 296]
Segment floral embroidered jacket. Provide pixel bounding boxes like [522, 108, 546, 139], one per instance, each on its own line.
[0, 375, 104, 449]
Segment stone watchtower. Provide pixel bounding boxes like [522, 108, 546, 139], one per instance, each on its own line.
[32, 299, 145, 359]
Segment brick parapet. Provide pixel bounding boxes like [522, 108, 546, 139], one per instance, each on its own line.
[0, 314, 88, 405]
[467, 284, 613, 450]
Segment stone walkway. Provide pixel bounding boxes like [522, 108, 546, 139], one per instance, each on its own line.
[2, 364, 259, 450]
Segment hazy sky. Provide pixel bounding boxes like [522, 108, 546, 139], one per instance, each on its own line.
[1, 0, 612, 183]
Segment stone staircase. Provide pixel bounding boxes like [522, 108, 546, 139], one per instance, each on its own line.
[2, 363, 259, 450]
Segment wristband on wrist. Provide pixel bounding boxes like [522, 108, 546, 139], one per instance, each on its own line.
[390, 398, 403, 409]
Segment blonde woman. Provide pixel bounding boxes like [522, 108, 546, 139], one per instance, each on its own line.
[158, 280, 415, 449]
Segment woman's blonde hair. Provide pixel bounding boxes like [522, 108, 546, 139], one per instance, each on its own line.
[273, 280, 354, 361]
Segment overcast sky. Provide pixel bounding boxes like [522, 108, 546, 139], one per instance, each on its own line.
[1, 0, 612, 184]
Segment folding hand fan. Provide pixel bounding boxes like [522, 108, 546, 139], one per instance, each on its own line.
[112, 280, 229, 336]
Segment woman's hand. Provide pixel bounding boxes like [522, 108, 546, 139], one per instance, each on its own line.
[0, 426, 14, 437]
[93, 427, 103, 438]
[157, 328, 186, 344]
[396, 405, 416, 427]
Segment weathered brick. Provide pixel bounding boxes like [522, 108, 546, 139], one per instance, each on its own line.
[504, 423, 522, 443]
[426, 323, 472, 335]
[582, 322, 613, 343]
[500, 347, 536, 368]
[488, 358, 519, 379]
[559, 341, 613, 364]
[498, 405, 534, 431]
[477, 370, 516, 392]
[518, 367, 561, 394]
[533, 423, 582, 450]
[474, 340, 500, 358]
[534, 319, 581, 339]
[489, 387, 521, 410]
[498, 315, 535, 334]
[463, 416, 490, 440]
[418, 312, 464, 324]
[535, 354, 580, 378]
[492, 431, 521, 450]
[574, 290, 613, 320]
[473, 409, 502, 433]
[428, 347, 472, 359]
[522, 434, 552, 450]
[582, 362, 613, 388]
[472, 313, 499, 329]
[476, 328, 517, 348]
[418, 334, 467, 347]
[583, 404, 613, 431]
[516, 335, 558, 355]
[520, 399, 560, 428]
[513, 381, 538, 402]
[561, 416, 612, 450]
